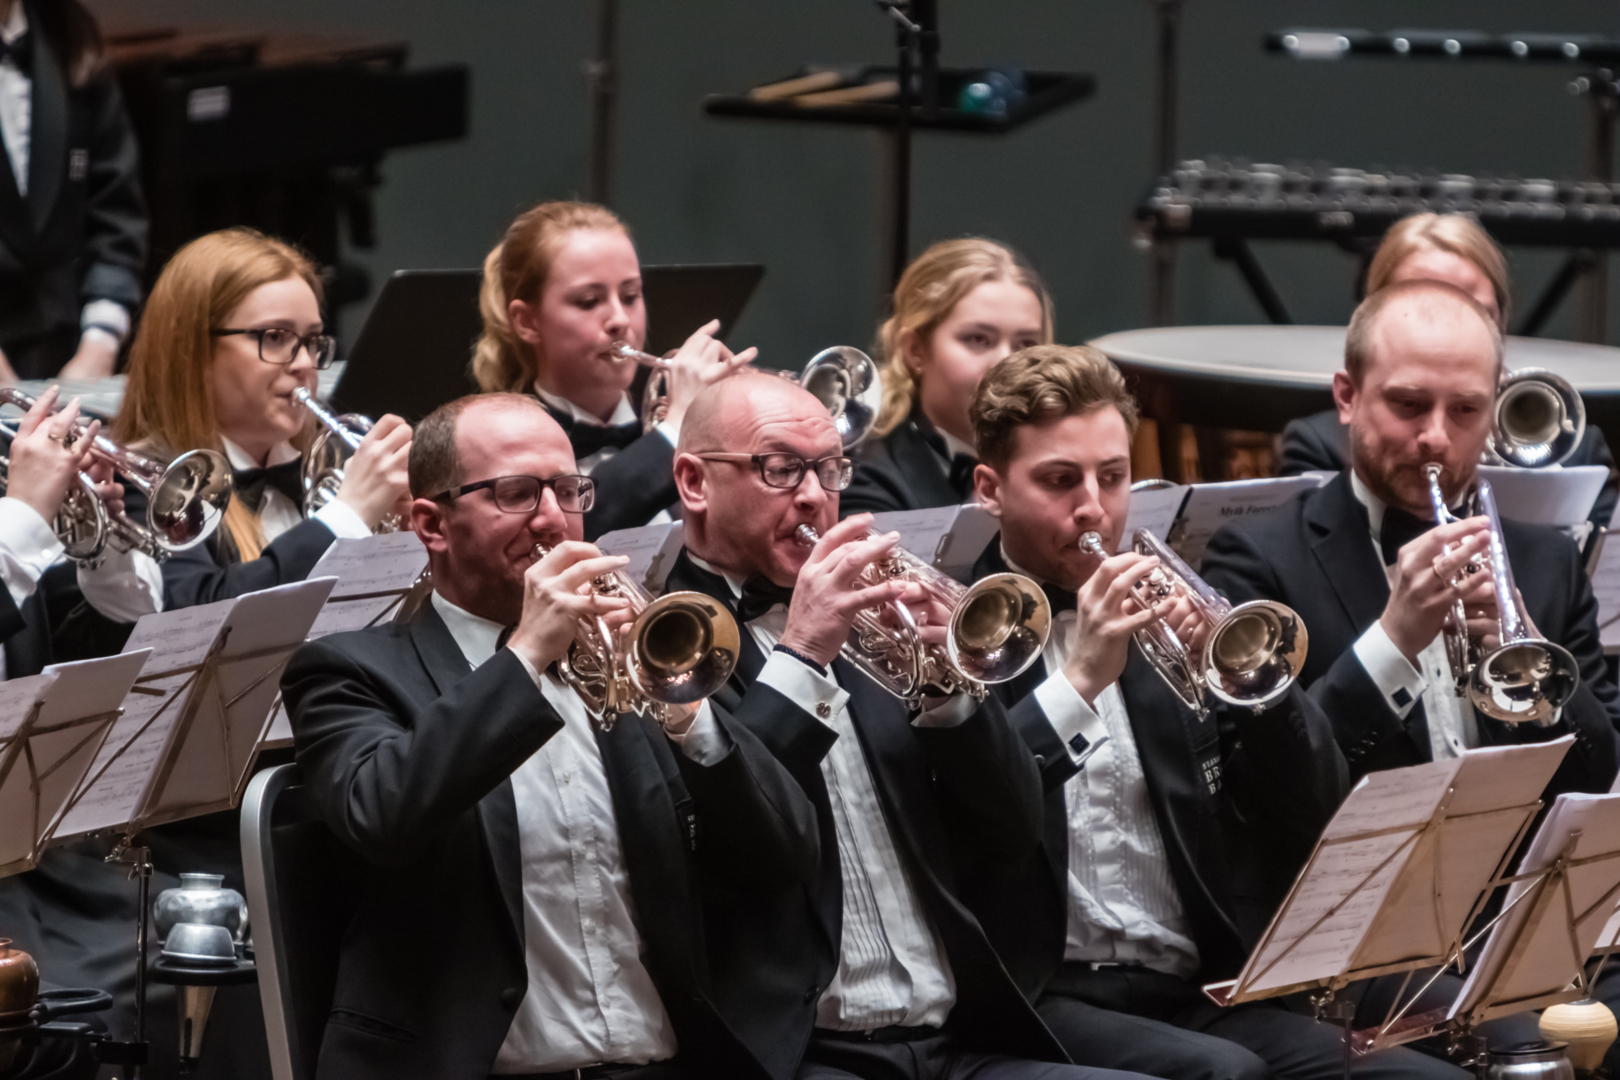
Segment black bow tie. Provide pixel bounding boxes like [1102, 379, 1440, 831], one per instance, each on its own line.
[545, 405, 641, 459]
[0, 33, 34, 73]
[912, 407, 977, 497]
[735, 575, 795, 623]
[232, 460, 305, 512]
[1042, 581, 1078, 615]
[949, 453, 977, 498]
[1378, 504, 1468, 566]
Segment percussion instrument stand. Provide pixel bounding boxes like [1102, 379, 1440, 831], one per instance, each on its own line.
[97, 837, 153, 1079]
[1575, 69, 1620, 344]
[874, 1, 934, 289]
[587, 0, 619, 205]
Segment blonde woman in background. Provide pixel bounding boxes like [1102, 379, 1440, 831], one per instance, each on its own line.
[474, 200, 754, 538]
[840, 238, 1053, 517]
[1277, 212, 1617, 526]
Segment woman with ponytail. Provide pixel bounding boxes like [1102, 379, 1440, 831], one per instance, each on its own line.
[841, 238, 1053, 517]
[110, 227, 411, 611]
[475, 200, 754, 538]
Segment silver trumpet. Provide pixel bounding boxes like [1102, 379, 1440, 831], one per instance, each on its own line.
[611, 341, 883, 450]
[0, 388, 231, 562]
[1078, 529, 1307, 716]
[0, 429, 117, 564]
[1485, 368, 1585, 469]
[291, 387, 400, 533]
[1422, 463, 1579, 724]
[793, 524, 1050, 708]
[531, 544, 740, 729]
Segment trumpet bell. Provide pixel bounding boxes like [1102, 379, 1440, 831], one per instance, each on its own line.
[944, 573, 1051, 685]
[148, 449, 232, 552]
[1468, 638, 1579, 726]
[799, 346, 882, 450]
[627, 591, 740, 706]
[1203, 600, 1308, 709]
[1489, 368, 1585, 469]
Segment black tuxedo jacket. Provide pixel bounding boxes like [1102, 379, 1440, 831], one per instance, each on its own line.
[958, 542, 1348, 998]
[1201, 471, 1620, 793]
[1279, 409, 1620, 529]
[0, 5, 145, 378]
[122, 485, 338, 610]
[841, 406, 967, 517]
[282, 601, 820, 1080]
[534, 399, 678, 540]
[662, 549, 1068, 1069]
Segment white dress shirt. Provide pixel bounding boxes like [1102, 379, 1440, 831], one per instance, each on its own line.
[95, 435, 372, 622]
[1346, 472, 1483, 760]
[0, 3, 128, 352]
[1016, 554, 1200, 978]
[0, 495, 64, 679]
[689, 554, 966, 1031]
[428, 590, 728, 1074]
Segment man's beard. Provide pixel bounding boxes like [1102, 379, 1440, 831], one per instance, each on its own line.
[1348, 425, 1475, 517]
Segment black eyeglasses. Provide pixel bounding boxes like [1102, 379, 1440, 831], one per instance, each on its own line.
[694, 452, 854, 491]
[212, 327, 338, 369]
[430, 474, 597, 514]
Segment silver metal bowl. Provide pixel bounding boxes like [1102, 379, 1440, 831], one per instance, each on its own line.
[160, 923, 237, 966]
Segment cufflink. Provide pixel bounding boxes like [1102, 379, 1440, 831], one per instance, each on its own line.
[1392, 688, 1413, 708]
[816, 701, 832, 719]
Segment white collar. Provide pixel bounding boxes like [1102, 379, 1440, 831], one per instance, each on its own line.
[2, 4, 26, 46]
[220, 434, 301, 471]
[936, 424, 976, 463]
[687, 551, 748, 601]
[1348, 469, 1387, 536]
[430, 589, 505, 668]
[532, 384, 638, 428]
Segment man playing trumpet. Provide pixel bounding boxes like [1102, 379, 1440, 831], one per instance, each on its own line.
[953, 346, 1457, 1080]
[1202, 280, 1618, 795]
[283, 392, 820, 1080]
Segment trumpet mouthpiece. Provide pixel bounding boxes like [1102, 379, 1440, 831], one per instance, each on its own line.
[794, 524, 820, 547]
[1078, 531, 1107, 556]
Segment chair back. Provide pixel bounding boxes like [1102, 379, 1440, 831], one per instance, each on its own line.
[241, 764, 355, 1080]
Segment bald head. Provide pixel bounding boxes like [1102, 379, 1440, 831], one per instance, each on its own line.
[410, 392, 563, 498]
[1346, 279, 1502, 388]
[679, 370, 835, 455]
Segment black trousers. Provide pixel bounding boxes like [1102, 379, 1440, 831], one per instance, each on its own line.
[1038, 962, 1480, 1080]
[795, 1028, 1152, 1080]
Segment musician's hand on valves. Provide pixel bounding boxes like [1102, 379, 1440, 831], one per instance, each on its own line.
[1380, 517, 1490, 667]
[779, 514, 908, 668]
[504, 543, 632, 674]
[658, 319, 758, 432]
[334, 414, 412, 530]
[1063, 551, 1175, 708]
[7, 387, 94, 525]
[83, 456, 124, 521]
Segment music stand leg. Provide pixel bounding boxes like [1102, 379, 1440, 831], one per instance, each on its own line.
[95, 840, 153, 1079]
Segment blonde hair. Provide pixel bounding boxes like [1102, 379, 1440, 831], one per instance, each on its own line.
[1366, 213, 1510, 329]
[115, 228, 323, 563]
[472, 200, 629, 392]
[971, 345, 1139, 469]
[873, 238, 1054, 436]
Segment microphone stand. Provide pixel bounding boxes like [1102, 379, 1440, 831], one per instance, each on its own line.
[876, 1, 921, 290]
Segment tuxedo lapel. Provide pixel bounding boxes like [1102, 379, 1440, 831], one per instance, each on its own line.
[891, 416, 959, 508]
[25, 15, 64, 231]
[667, 549, 768, 683]
[407, 603, 474, 696]
[1305, 474, 1388, 634]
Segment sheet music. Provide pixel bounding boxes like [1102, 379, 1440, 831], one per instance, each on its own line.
[1591, 537, 1620, 653]
[934, 505, 1000, 580]
[0, 672, 53, 743]
[55, 600, 238, 838]
[0, 672, 59, 871]
[1121, 485, 1188, 551]
[595, 522, 685, 595]
[1451, 792, 1620, 1020]
[871, 506, 959, 566]
[1479, 465, 1607, 527]
[1171, 477, 1320, 569]
[307, 531, 427, 595]
[1232, 760, 1462, 996]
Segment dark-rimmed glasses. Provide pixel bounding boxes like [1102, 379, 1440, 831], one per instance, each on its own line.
[694, 452, 854, 491]
[212, 327, 338, 369]
[430, 474, 596, 514]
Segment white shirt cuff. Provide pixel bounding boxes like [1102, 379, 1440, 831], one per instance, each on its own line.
[655, 419, 680, 449]
[316, 499, 374, 540]
[664, 701, 729, 765]
[912, 691, 977, 729]
[759, 650, 848, 728]
[80, 299, 131, 341]
[1352, 622, 1428, 719]
[77, 546, 164, 621]
[0, 497, 64, 609]
[1032, 670, 1113, 765]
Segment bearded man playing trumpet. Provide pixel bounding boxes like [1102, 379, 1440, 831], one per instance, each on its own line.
[952, 346, 1480, 1080]
[282, 392, 818, 1080]
[659, 371, 1154, 1080]
[1202, 280, 1618, 796]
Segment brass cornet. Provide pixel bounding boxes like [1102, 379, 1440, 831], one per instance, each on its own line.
[793, 524, 1050, 708]
[1078, 528, 1307, 716]
[1423, 463, 1578, 724]
[1485, 368, 1585, 469]
[611, 341, 883, 450]
[531, 544, 740, 730]
[0, 432, 116, 564]
[0, 388, 231, 563]
[291, 387, 400, 533]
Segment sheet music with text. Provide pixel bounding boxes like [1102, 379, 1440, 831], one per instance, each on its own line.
[1171, 477, 1321, 570]
[596, 522, 685, 595]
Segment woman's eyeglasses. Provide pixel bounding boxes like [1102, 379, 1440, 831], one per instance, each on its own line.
[212, 327, 338, 369]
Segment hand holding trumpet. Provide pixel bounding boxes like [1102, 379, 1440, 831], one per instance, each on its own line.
[6, 387, 100, 526]
[504, 542, 633, 674]
[1380, 517, 1495, 667]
